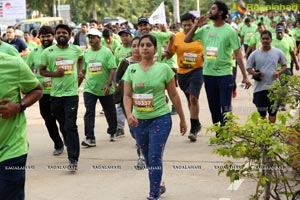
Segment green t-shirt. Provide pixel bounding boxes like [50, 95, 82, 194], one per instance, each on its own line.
[101, 38, 121, 52]
[193, 23, 241, 76]
[272, 35, 294, 68]
[150, 31, 172, 62]
[241, 24, 257, 45]
[114, 45, 131, 66]
[83, 46, 116, 96]
[249, 31, 261, 49]
[0, 53, 39, 163]
[122, 62, 174, 119]
[0, 41, 19, 56]
[27, 45, 53, 94]
[40, 44, 83, 97]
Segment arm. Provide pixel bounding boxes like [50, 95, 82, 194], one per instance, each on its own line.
[20, 48, 29, 57]
[123, 81, 138, 127]
[290, 50, 299, 71]
[0, 84, 43, 119]
[104, 68, 116, 95]
[234, 48, 252, 89]
[184, 16, 207, 43]
[273, 64, 287, 79]
[40, 64, 64, 77]
[166, 78, 187, 135]
[166, 34, 175, 59]
[77, 56, 85, 86]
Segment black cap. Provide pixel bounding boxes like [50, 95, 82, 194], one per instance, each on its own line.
[118, 28, 131, 36]
[137, 16, 149, 25]
[276, 26, 284, 33]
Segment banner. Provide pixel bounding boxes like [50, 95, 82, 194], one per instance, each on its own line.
[149, 2, 167, 25]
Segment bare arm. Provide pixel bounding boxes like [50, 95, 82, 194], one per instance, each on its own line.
[165, 34, 175, 59]
[20, 48, 29, 57]
[77, 57, 85, 86]
[166, 78, 187, 135]
[184, 16, 207, 43]
[123, 81, 138, 127]
[104, 68, 116, 95]
[0, 84, 43, 119]
[40, 64, 64, 77]
[234, 48, 252, 89]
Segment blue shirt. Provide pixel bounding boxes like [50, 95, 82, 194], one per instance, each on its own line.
[6, 37, 28, 53]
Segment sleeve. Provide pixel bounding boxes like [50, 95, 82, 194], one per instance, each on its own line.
[19, 40, 28, 51]
[18, 59, 40, 94]
[246, 51, 256, 70]
[164, 64, 175, 84]
[229, 29, 242, 51]
[192, 27, 204, 41]
[279, 51, 287, 66]
[122, 64, 133, 83]
[106, 50, 117, 69]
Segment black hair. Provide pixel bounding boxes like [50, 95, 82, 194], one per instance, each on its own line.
[7, 26, 15, 30]
[89, 19, 98, 25]
[260, 30, 272, 38]
[102, 28, 112, 38]
[81, 23, 88, 27]
[131, 36, 140, 46]
[39, 26, 55, 36]
[32, 29, 38, 37]
[55, 24, 71, 35]
[180, 13, 196, 23]
[213, 0, 228, 20]
[139, 34, 157, 48]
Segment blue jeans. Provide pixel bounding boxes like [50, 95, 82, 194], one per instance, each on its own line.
[130, 114, 172, 199]
[51, 96, 80, 163]
[204, 75, 233, 126]
[84, 92, 117, 138]
[0, 154, 27, 200]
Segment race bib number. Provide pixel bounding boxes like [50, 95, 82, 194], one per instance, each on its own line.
[246, 33, 253, 39]
[44, 77, 51, 90]
[56, 60, 74, 74]
[206, 47, 218, 60]
[182, 52, 197, 68]
[133, 94, 154, 112]
[88, 62, 102, 75]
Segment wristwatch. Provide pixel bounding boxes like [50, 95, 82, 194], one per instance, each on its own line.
[18, 100, 27, 112]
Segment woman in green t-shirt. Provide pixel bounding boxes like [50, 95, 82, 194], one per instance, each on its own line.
[123, 34, 187, 200]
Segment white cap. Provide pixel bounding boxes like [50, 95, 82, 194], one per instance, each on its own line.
[87, 28, 102, 38]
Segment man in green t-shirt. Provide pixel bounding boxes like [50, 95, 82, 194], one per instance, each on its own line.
[27, 25, 65, 156]
[0, 39, 19, 56]
[40, 24, 84, 171]
[0, 53, 42, 200]
[185, 0, 251, 140]
[81, 28, 117, 147]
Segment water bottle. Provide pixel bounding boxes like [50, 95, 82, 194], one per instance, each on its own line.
[237, 83, 246, 88]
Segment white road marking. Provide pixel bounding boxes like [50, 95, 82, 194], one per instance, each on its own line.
[227, 179, 244, 191]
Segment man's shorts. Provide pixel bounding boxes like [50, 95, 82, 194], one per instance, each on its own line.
[253, 90, 277, 117]
[178, 68, 203, 98]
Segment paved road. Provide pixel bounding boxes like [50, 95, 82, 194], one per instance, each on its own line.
[25, 70, 260, 200]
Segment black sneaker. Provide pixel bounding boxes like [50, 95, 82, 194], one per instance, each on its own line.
[115, 129, 125, 137]
[110, 134, 116, 142]
[160, 182, 166, 195]
[68, 161, 78, 172]
[81, 139, 96, 147]
[135, 157, 146, 170]
[188, 124, 201, 142]
[53, 147, 64, 156]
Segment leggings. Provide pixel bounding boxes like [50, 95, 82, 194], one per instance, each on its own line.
[130, 113, 172, 198]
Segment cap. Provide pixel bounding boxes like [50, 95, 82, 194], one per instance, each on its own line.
[87, 28, 102, 37]
[276, 26, 284, 33]
[118, 28, 131, 36]
[137, 16, 149, 25]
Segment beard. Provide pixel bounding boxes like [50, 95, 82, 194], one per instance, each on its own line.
[41, 40, 53, 48]
[209, 13, 218, 20]
[56, 36, 69, 46]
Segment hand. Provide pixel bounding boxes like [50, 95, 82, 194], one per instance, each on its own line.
[180, 120, 187, 136]
[104, 84, 110, 95]
[0, 99, 19, 119]
[56, 68, 64, 77]
[241, 77, 252, 89]
[195, 16, 207, 27]
[78, 71, 85, 79]
[127, 114, 138, 127]
[272, 71, 280, 79]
